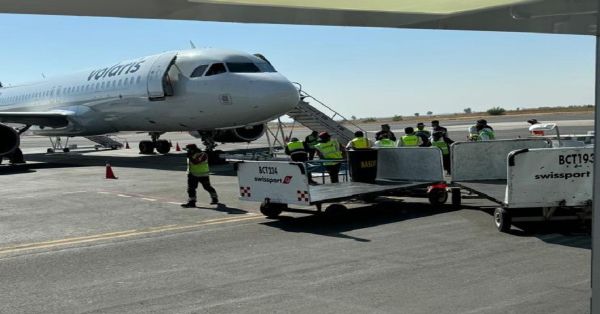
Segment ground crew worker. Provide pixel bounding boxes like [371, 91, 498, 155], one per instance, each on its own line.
[285, 137, 309, 162]
[431, 120, 454, 144]
[285, 137, 318, 184]
[305, 131, 319, 160]
[431, 120, 448, 136]
[346, 131, 371, 150]
[374, 133, 396, 148]
[398, 127, 422, 147]
[476, 119, 495, 141]
[467, 125, 480, 141]
[415, 122, 431, 138]
[375, 124, 396, 141]
[315, 132, 344, 183]
[431, 131, 451, 174]
[181, 144, 219, 207]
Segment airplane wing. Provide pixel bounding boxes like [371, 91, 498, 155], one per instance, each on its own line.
[0, 111, 71, 128]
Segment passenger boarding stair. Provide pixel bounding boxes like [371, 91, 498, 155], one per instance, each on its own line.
[286, 87, 361, 145]
[85, 135, 123, 150]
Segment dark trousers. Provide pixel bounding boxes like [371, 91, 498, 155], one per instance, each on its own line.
[307, 149, 316, 160]
[187, 174, 217, 201]
[442, 154, 451, 174]
[325, 163, 341, 183]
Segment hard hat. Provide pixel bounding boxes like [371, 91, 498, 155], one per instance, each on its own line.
[290, 137, 299, 142]
[476, 119, 487, 124]
[527, 119, 538, 124]
[354, 131, 364, 137]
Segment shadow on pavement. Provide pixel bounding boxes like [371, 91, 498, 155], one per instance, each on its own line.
[262, 200, 456, 242]
[468, 206, 590, 249]
[209, 203, 248, 215]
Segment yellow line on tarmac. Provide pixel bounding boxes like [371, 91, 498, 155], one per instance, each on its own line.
[0, 214, 261, 256]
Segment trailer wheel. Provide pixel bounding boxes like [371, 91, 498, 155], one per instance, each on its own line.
[451, 188, 461, 209]
[428, 188, 448, 206]
[325, 204, 348, 218]
[260, 202, 286, 218]
[494, 207, 512, 232]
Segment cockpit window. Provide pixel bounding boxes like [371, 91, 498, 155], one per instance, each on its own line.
[190, 65, 208, 78]
[205, 63, 227, 76]
[256, 62, 277, 73]
[226, 62, 261, 73]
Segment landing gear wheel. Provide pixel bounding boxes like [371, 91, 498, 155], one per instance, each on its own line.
[450, 187, 461, 209]
[260, 201, 286, 218]
[155, 140, 171, 154]
[47, 148, 55, 154]
[428, 188, 448, 206]
[325, 204, 348, 219]
[62, 148, 70, 153]
[494, 207, 512, 233]
[139, 141, 155, 154]
[9, 148, 25, 164]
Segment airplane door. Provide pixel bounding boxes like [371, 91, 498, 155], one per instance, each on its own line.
[146, 52, 178, 100]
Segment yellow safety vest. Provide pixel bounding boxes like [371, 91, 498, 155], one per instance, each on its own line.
[376, 139, 396, 148]
[432, 140, 449, 155]
[401, 135, 419, 147]
[188, 152, 210, 176]
[350, 137, 370, 149]
[479, 128, 496, 141]
[315, 140, 343, 165]
[287, 141, 305, 152]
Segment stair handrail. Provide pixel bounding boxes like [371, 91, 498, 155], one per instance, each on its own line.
[292, 82, 364, 134]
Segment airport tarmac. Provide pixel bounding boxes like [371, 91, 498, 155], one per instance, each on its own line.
[0, 112, 593, 313]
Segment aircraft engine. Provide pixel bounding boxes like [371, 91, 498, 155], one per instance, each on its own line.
[0, 123, 19, 157]
[190, 124, 266, 143]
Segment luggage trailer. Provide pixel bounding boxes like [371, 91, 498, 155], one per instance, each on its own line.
[236, 148, 450, 218]
[449, 140, 593, 232]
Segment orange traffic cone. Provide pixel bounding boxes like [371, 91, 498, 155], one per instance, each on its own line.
[105, 163, 118, 179]
[175, 142, 181, 152]
[125, 141, 130, 149]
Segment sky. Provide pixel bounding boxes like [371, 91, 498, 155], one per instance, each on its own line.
[0, 13, 595, 118]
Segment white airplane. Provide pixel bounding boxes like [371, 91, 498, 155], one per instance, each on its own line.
[0, 48, 300, 163]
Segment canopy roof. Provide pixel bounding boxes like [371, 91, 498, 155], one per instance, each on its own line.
[0, 0, 596, 35]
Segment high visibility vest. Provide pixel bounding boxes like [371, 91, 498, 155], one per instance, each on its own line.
[375, 139, 396, 148]
[479, 128, 495, 141]
[315, 140, 343, 165]
[188, 152, 210, 176]
[287, 141, 305, 152]
[306, 135, 319, 149]
[350, 137, 370, 149]
[432, 139, 449, 155]
[401, 135, 419, 147]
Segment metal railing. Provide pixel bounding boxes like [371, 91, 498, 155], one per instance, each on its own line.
[292, 82, 365, 133]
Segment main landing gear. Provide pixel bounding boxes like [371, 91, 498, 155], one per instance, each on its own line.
[139, 132, 171, 155]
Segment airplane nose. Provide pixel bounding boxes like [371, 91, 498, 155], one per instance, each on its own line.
[260, 78, 299, 113]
